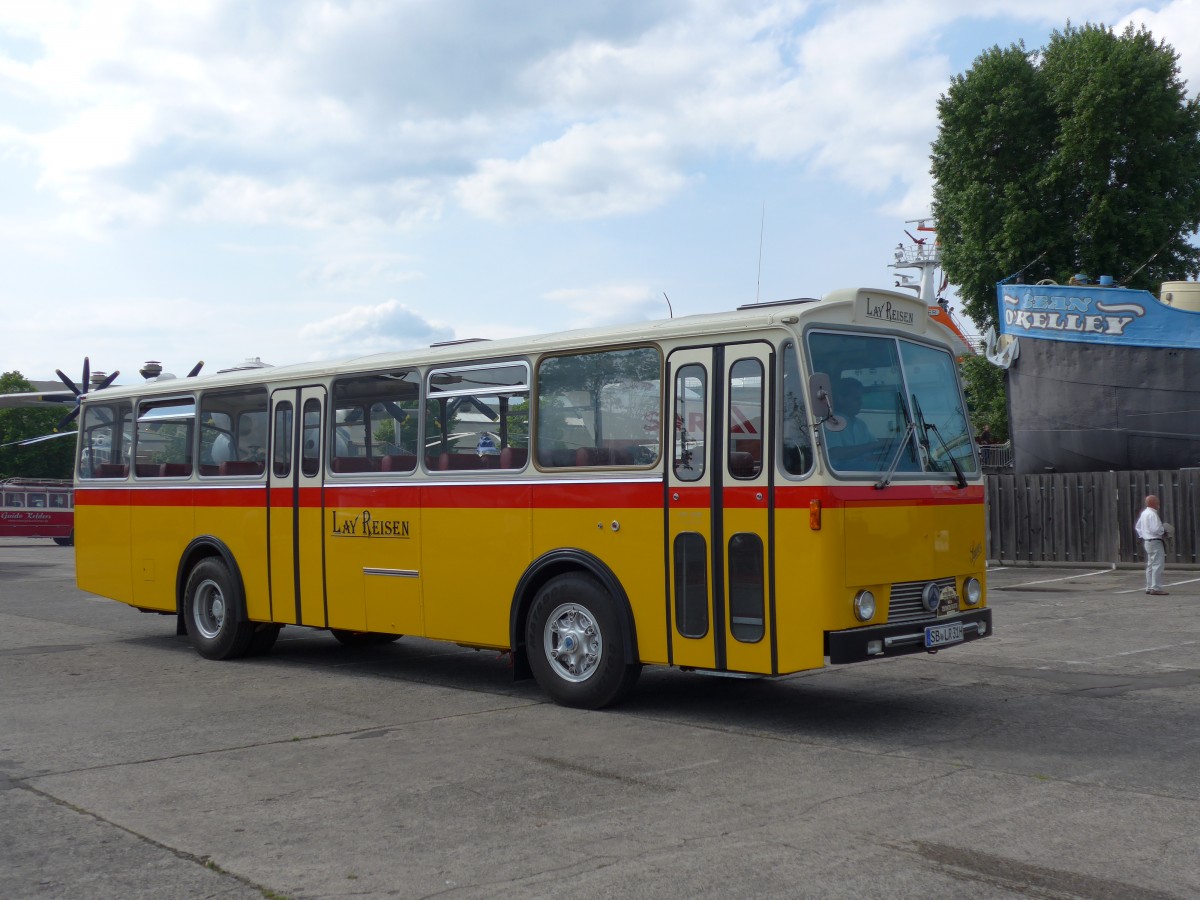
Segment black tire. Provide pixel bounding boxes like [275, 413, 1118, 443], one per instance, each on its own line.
[525, 573, 641, 709]
[54, 530, 74, 547]
[247, 623, 282, 656]
[330, 629, 402, 647]
[182, 557, 255, 660]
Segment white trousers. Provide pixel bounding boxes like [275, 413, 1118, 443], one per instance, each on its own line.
[1143, 539, 1165, 591]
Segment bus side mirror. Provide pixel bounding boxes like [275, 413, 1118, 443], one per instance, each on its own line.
[808, 373, 846, 432]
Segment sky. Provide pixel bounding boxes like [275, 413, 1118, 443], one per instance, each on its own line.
[2, 0, 1199, 386]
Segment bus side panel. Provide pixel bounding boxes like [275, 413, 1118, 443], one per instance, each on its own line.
[771, 505, 831, 675]
[323, 485, 423, 635]
[531, 495, 668, 666]
[75, 490, 133, 604]
[131, 490, 195, 612]
[194, 487, 271, 622]
[420, 483, 531, 648]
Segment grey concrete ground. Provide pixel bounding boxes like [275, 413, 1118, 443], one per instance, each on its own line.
[1, 538, 1197, 899]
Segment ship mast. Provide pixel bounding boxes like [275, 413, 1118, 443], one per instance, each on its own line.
[890, 218, 942, 304]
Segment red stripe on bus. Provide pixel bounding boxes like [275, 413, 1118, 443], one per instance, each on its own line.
[77, 487, 265, 507]
[773, 484, 984, 508]
[76, 480, 983, 511]
[721, 486, 769, 509]
[326, 481, 664, 510]
[668, 486, 711, 509]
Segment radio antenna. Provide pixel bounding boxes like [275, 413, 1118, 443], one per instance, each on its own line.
[663, 291, 674, 318]
[756, 201, 765, 304]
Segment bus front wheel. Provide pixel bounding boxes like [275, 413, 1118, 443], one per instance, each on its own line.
[183, 558, 255, 660]
[526, 573, 640, 709]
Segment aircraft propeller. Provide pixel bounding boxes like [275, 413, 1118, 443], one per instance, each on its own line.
[54, 357, 120, 430]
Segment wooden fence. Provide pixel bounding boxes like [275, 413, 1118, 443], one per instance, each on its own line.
[985, 469, 1200, 566]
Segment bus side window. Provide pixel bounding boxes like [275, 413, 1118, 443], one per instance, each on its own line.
[273, 403, 293, 478]
[780, 342, 813, 476]
[536, 347, 660, 468]
[331, 370, 420, 474]
[134, 397, 195, 478]
[426, 363, 530, 472]
[673, 364, 706, 482]
[728, 357, 763, 479]
[301, 399, 321, 477]
[199, 388, 267, 477]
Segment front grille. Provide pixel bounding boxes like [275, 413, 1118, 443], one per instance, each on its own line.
[887, 576, 956, 624]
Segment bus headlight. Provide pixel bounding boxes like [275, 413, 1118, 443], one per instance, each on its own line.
[963, 577, 983, 606]
[853, 590, 876, 622]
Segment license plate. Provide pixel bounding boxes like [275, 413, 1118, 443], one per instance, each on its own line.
[925, 621, 964, 648]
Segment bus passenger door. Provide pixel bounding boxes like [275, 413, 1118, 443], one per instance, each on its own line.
[722, 344, 775, 675]
[666, 349, 717, 670]
[667, 344, 776, 675]
[269, 387, 328, 626]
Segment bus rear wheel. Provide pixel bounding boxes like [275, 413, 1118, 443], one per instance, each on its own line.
[183, 558, 255, 660]
[526, 573, 640, 709]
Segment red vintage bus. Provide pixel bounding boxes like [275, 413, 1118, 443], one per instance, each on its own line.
[1, 478, 74, 545]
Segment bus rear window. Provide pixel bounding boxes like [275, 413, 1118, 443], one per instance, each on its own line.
[79, 401, 133, 479]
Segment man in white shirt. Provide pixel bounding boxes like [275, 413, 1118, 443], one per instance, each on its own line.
[1135, 495, 1168, 595]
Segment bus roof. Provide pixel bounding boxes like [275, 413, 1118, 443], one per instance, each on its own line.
[81, 287, 953, 403]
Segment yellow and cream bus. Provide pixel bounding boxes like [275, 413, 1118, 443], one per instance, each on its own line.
[73, 287, 991, 707]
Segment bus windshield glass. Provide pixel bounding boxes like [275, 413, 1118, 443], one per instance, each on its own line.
[808, 331, 977, 478]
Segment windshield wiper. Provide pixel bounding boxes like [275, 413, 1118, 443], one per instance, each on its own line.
[912, 394, 968, 489]
[875, 391, 915, 490]
[910, 393, 936, 467]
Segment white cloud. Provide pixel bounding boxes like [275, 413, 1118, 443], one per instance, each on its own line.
[542, 284, 665, 327]
[457, 123, 691, 221]
[1119, 0, 1200, 92]
[298, 299, 454, 358]
[3, 0, 1197, 383]
[299, 252, 425, 289]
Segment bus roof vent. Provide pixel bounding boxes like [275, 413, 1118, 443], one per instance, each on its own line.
[737, 298, 820, 311]
[429, 338, 491, 348]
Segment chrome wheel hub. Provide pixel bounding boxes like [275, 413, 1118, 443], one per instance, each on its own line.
[194, 578, 226, 640]
[543, 602, 602, 683]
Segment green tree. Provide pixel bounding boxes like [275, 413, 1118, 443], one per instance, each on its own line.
[0, 372, 76, 479]
[960, 355, 1008, 442]
[932, 22, 1200, 331]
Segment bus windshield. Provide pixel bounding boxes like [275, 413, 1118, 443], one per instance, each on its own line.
[808, 330, 977, 479]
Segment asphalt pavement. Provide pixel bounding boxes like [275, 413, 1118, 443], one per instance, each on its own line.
[1, 539, 1197, 899]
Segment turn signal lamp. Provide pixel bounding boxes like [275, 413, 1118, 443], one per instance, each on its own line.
[809, 499, 821, 530]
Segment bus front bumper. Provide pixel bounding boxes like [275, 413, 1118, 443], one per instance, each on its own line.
[826, 608, 993, 664]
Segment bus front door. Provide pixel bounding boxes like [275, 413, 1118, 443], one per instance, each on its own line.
[268, 387, 328, 626]
[667, 344, 775, 675]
